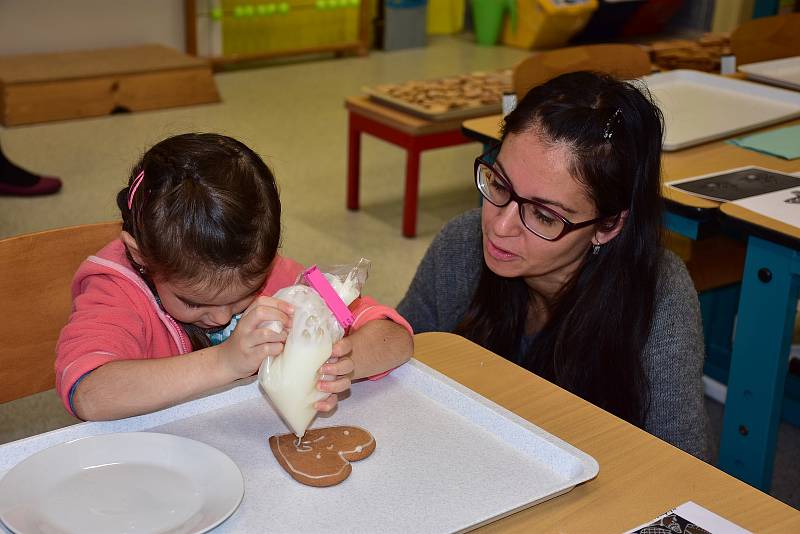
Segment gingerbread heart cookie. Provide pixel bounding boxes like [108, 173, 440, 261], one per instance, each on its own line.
[269, 426, 376, 487]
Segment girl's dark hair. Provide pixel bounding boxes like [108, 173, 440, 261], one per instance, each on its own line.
[455, 71, 664, 427]
[116, 133, 281, 349]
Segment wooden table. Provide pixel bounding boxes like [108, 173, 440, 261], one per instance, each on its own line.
[414, 332, 800, 533]
[2, 333, 797, 531]
[0, 45, 219, 126]
[460, 115, 800, 492]
[345, 96, 479, 237]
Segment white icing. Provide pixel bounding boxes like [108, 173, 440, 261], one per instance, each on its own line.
[273, 427, 375, 481]
[259, 263, 367, 437]
[259, 285, 342, 437]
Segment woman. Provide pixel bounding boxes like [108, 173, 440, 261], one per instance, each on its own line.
[398, 71, 708, 459]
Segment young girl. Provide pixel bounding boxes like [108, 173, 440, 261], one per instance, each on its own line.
[398, 71, 708, 459]
[56, 133, 413, 421]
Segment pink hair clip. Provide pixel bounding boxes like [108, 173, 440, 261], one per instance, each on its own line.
[302, 265, 355, 330]
[127, 170, 145, 210]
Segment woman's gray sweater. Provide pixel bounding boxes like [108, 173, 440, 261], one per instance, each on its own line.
[398, 209, 709, 460]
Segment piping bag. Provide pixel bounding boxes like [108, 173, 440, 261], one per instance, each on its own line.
[258, 259, 369, 438]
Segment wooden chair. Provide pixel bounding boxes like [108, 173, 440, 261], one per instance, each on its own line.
[731, 13, 800, 66]
[0, 221, 121, 403]
[512, 43, 652, 99]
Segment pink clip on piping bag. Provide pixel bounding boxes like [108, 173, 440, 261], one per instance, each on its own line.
[302, 266, 355, 330]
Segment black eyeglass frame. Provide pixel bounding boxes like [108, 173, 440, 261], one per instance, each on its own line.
[474, 145, 608, 242]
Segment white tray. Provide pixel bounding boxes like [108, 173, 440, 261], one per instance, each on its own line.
[642, 69, 800, 151]
[0, 360, 598, 534]
[739, 56, 800, 91]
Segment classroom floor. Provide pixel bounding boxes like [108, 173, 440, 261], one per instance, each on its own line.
[0, 35, 797, 510]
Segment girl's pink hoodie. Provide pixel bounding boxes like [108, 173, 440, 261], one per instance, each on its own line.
[55, 239, 412, 416]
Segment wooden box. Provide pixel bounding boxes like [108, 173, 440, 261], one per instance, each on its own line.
[0, 45, 220, 126]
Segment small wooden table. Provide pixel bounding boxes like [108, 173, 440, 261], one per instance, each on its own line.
[344, 96, 478, 237]
[415, 332, 800, 533]
[0, 45, 219, 126]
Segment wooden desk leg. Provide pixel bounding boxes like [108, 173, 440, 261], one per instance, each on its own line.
[347, 112, 361, 211]
[403, 146, 421, 238]
[718, 235, 800, 491]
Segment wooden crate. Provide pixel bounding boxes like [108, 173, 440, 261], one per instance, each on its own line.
[0, 45, 220, 126]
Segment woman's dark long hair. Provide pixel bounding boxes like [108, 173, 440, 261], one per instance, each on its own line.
[455, 71, 664, 426]
[116, 133, 282, 349]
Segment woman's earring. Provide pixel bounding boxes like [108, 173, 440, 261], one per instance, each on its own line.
[137, 265, 146, 275]
[592, 243, 601, 255]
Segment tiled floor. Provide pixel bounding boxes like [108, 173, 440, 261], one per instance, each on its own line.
[1, 35, 797, 510]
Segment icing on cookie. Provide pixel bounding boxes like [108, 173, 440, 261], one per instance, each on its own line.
[269, 426, 376, 487]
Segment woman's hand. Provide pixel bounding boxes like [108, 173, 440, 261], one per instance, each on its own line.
[217, 296, 293, 380]
[314, 337, 355, 412]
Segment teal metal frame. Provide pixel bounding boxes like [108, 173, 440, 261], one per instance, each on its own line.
[656, 207, 800, 492]
[717, 234, 800, 490]
[752, 0, 779, 18]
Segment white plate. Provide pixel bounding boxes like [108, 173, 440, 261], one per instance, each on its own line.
[642, 69, 800, 151]
[739, 56, 800, 91]
[0, 432, 244, 534]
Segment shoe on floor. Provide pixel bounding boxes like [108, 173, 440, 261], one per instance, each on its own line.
[0, 176, 62, 196]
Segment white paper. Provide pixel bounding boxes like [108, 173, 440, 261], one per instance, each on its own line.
[624, 501, 752, 534]
[731, 186, 800, 228]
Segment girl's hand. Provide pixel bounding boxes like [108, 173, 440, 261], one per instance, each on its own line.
[217, 296, 293, 380]
[314, 337, 355, 412]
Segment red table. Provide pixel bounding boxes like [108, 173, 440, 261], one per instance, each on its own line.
[345, 96, 478, 237]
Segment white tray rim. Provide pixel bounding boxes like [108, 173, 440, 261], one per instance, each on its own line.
[641, 69, 800, 151]
[395, 360, 599, 532]
[738, 56, 800, 91]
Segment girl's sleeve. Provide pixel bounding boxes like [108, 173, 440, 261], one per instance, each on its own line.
[349, 296, 413, 380]
[55, 276, 150, 416]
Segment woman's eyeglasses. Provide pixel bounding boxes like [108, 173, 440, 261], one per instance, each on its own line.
[474, 146, 606, 241]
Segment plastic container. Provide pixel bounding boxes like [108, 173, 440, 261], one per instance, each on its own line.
[384, 0, 428, 50]
[221, 0, 361, 55]
[472, 0, 513, 45]
[427, 0, 466, 33]
[502, 0, 598, 50]
[620, 0, 684, 37]
[571, 0, 644, 43]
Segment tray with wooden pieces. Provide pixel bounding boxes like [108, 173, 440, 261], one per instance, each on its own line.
[363, 69, 512, 121]
[645, 33, 731, 73]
